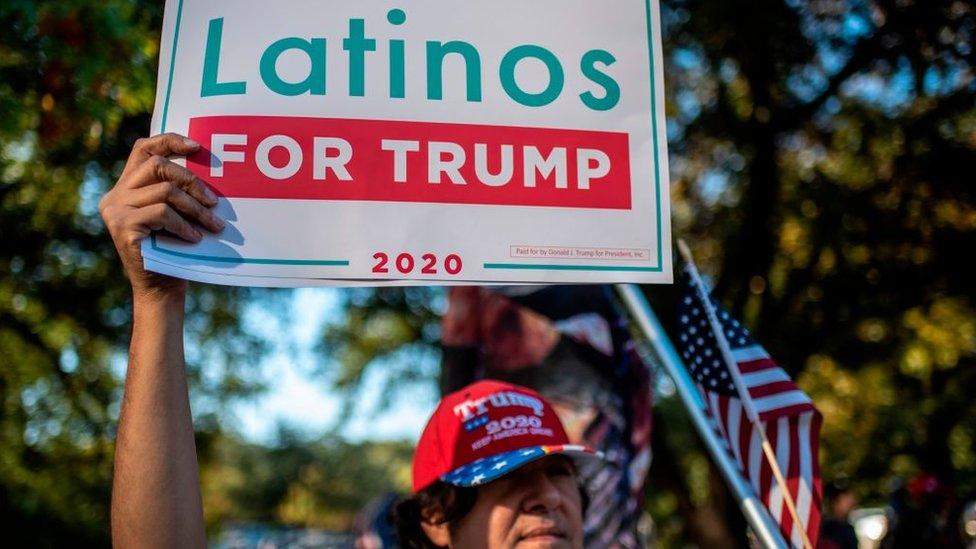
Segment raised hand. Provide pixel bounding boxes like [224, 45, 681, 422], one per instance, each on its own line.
[99, 133, 224, 296]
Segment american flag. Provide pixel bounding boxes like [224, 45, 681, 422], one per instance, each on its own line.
[676, 270, 822, 548]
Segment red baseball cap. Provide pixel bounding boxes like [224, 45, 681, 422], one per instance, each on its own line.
[411, 380, 602, 494]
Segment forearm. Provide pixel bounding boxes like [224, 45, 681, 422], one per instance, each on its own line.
[112, 290, 205, 548]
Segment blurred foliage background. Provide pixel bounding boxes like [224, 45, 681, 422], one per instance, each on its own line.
[1, 0, 974, 546]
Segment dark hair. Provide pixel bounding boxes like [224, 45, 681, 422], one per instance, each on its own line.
[393, 481, 479, 549]
[393, 465, 590, 548]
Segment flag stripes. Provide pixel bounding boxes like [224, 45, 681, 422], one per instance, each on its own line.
[678, 271, 822, 548]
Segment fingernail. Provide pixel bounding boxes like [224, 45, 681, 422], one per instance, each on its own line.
[192, 228, 203, 241]
[212, 214, 225, 230]
[183, 137, 200, 148]
[204, 185, 218, 203]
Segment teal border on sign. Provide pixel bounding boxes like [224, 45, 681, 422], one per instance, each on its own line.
[150, 234, 350, 266]
[156, 0, 665, 273]
[159, 0, 185, 132]
[484, 263, 660, 272]
[485, 0, 664, 273]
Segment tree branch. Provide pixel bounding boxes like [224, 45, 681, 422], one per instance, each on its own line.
[785, 29, 886, 129]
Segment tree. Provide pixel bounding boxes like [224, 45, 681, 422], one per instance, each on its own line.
[324, 0, 976, 545]
[199, 430, 413, 533]
[664, 0, 975, 512]
[0, 1, 275, 543]
[1, 0, 974, 545]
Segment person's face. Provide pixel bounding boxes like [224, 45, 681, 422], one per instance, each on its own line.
[832, 491, 857, 518]
[423, 455, 584, 549]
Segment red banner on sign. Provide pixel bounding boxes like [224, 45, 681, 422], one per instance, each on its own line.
[186, 116, 632, 209]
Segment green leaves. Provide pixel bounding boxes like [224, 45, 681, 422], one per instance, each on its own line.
[0, 1, 274, 542]
[0, 0, 974, 544]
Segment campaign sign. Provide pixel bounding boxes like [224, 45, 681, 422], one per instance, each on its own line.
[145, 0, 672, 285]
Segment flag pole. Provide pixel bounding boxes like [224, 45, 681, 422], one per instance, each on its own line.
[614, 283, 788, 549]
[675, 240, 813, 549]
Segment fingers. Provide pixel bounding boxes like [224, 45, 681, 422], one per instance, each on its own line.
[131, 203, 203, 243]
[120, 132, 202, 182]
[125, 132, 200, 166]
[104, 134, 223, 250]
[131, 182, 225, 234]
[127, 155, 219, 208]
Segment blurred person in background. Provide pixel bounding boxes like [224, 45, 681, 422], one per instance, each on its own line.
[354, 492, 399, 549]
[960, 500, 976, 549]
[820, 478, 859, 549]
[882, 473, 964, 549]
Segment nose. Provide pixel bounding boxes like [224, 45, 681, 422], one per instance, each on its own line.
[520, 469, 563, 513]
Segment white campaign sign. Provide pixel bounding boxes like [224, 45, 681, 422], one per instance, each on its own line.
[145, 0, 672, 286]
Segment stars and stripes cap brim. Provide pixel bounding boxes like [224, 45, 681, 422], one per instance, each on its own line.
[440, 444, 604, 488]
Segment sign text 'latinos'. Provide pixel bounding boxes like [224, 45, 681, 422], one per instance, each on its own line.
[201, 8, 620, 110]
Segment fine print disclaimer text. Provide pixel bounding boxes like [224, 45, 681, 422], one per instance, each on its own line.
[511, 245, 651, 261]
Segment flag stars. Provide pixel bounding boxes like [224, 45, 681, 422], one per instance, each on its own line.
[678, 287, 742, 397]
[678, 279, 812, 467]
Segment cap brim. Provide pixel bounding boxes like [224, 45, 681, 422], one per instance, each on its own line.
[440, 444, 604, 488]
